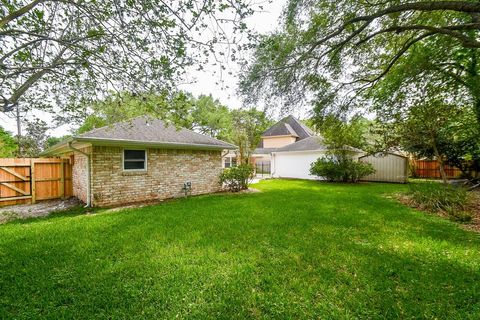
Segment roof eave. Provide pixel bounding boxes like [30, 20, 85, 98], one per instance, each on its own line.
[261, 134, 299, 138]
[75, 137, 237, 150]
[272, 149, 327, 154]
[41, 137, 76, 156]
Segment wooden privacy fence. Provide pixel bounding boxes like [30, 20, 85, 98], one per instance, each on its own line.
[0, 158, 72, 206]
[412, 160, 462, 179]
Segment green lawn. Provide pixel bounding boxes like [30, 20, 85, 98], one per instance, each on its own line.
[0, 180, 479, 319]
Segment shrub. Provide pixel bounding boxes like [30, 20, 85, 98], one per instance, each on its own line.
[309, 156, 375, 183]
[219, 164, 254, 192]
[407, 182, 468, 213]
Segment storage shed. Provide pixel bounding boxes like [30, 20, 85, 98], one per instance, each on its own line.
[359, 153, 408, 183]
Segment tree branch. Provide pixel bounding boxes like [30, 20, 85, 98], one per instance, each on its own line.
[307, 1, 480, 56]
[2, 46, 68, 111]
[358, 32, 436, 84]
[356, 23, 480, 48]
[0, 0, 46, 28]
[350, 1, 480, 24]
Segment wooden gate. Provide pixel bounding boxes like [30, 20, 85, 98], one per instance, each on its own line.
[0, 158, 72, 206]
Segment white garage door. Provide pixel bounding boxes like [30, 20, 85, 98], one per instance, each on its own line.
[272, 151, 326, 180]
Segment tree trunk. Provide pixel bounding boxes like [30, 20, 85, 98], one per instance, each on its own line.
[433, 143, 448, 183]
[467, 48, 480, 125]
[475, 97, 480, 125]
[437, 157, 448, 184]
[15, 103, 22, 157]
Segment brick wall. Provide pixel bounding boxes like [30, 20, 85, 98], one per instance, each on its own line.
[71, 147, 92, 204]
[90, 146, 223, 207]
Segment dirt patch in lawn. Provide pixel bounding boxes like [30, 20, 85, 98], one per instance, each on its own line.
[0, 198, 82, 224]
[395, 191, 480, 233]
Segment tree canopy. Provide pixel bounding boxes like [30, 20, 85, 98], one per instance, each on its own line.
[240, 0, 480, 123]
[76, 92, 231, 139]
[0, 126, 17, 157]
[1, 0, 256, 120]
[230, 108, 273, 163]
[76, 91, 194, 133]
[16, 118, 50, 157]
[378, 98, 480, 180]
[74, 92, 272, 163]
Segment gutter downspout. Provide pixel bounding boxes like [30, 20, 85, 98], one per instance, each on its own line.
[68, 141, 92, 207]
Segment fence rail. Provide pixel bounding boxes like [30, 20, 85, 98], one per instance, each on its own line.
[412, 160, 462, 179]
[0, 158, 73, 206]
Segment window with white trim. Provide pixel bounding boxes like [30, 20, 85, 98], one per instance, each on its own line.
[123, 150, 146, 170]
[224, 156, 237, 168]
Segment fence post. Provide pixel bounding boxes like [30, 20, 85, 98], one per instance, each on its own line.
[30, 159, 36, 204]
[60, 160, 65, 199]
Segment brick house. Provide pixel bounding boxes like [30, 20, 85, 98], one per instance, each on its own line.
[43, 117, 236, 207]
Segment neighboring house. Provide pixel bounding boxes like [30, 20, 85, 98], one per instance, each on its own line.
[251, 115, 315, 167]
[221, 116, 317, 171]
[271, 135, 364, 180]
[249, 116, 406, 182]
[248, 116, 349, 180]
[43, 117, 236, 207]
[241, 115, 369, 180]
[271, 136, 331, 180]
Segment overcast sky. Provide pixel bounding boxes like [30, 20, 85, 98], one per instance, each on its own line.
[1, 0, 293, 137]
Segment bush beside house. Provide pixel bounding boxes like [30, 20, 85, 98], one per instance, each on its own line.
[219, 164, 254, 192]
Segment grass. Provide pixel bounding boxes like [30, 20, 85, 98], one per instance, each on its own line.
[0, 179, 479, 319]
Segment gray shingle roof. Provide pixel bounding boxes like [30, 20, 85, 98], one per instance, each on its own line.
[44, 117, 236, 154]
[252, 147, 278, 155]
[261, 116, 314, 140]
[274, 136, 327, 152]
[77, 117, 236, 149]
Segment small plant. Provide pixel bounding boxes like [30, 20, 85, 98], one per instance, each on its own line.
[447, 209, 473, 223]
[407, 182, 468, 213]
[219, 164, 254, 192]
[310, 156, 375, 183]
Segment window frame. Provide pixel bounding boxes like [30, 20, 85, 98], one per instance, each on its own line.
[224, 156, 231, 168]
[224, 156, 237, 168]
[122, 149, 148, 172]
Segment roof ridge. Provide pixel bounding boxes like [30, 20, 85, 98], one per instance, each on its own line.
[77, 115, 155, 137]
[261, 115, 315, 139]
[288, 116, 314, 136]
[283, 123, 299, 137]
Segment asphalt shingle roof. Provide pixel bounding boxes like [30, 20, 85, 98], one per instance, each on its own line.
[252, 147, 278, 155]
[261, 116, 314, 140]
[274, 136, 327, 152]
[76, 116, 236, 149]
